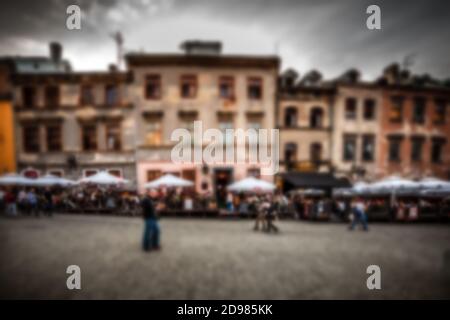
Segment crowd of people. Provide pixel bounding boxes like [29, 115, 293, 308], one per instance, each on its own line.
[0, 186, 142, 217]
[1, 185, 448, 223]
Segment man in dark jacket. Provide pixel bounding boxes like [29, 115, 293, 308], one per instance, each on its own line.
[141, 193, 161, 251]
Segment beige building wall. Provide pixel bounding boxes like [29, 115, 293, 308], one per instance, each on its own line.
[278, 94, 332, 172]
[12, 79, 137, 181]
[129, 64, 278, 192]
[331, 84, 383, 181]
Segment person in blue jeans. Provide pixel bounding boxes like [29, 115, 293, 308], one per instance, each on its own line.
[141, 193, 161, 251]
[349, 198, 369, 231]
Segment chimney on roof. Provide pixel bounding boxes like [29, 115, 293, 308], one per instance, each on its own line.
[49, 42, 62, 64]
[180, 40, 222, 56]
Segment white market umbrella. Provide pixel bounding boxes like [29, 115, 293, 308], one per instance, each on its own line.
[419, 177, 450, 190]
[369, 176, 420, 191]
[227, 177, 276, 193]
[144, 173, 194, 189]
[0, 173, 35, 186]
[333, 181, 369, 197]
[34, 174, 76, 187]
[78, 171, 130, 185]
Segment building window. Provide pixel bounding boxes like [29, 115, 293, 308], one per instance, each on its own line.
[434, 99, 447, 124]
[431, 138, 445, 163]
[285, 143, 297, 163]
[310, 107, 324, 128]
[388, 136, 403, 162]
[345, 98, 357, 119]
[247, 115, 262, 144]
[80, 85, 94, 105]
[343, 134, 356, 161]
[81, 124, 97, 151]
[247, 77, 262, 100]
[413, 97, 426, 124]
[22, 86, 37, 108]
[361, 135, 375, 162]
[105, 84, 119, 106]
[219, 76, 235, 99]
[108, 169, 122, 177]
[145, 118, 162, 146]
[84, 169, 98, 177]
[23, 125, 40, 153]
[218, 115, 234, 144]
[363, 99, 376, 120]
[105, 122, 121, 151]
[389, 96, 404, 122]
[411, 136, 424, 162]
[179, 112, 198, 136]
[147, 170, 162, 182]
[45, 86, 60, 107]
[23, 168, 39, 179]
[46, 124, 62, 152]
[180, 75, 197, 99]
[145, 74, 161, 99]
[284, 107, 298, 127]
[310, 143, 322, 163]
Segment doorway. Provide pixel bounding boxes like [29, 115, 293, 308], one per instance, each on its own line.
[213, 168, 233, 209]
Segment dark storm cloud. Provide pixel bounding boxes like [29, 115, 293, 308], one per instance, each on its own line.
[0, 0, 448, 78]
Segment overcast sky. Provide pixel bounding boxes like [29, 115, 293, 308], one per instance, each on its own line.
[0, 0, 449, 80]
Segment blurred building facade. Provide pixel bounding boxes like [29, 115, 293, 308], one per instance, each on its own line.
[126, 41, 279, 202]
[1, 41, 449, 194]
[4, 43, 136, 181]
[377, 64, 450, 180]
[278, 69, 334, 173]
[330, 70, 383, 181]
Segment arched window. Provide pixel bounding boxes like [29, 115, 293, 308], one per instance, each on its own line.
[310, 107, 324, 128]
[284, 107, 298, 127]
[285, 143, 297, 162]
[310, 143, 322, 163]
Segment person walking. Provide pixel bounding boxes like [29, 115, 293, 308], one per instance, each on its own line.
[265, 198, 279, 233]
[349, 197, 369, 231]
[141, 192, 161, 252]
[253, 196, 266, 231]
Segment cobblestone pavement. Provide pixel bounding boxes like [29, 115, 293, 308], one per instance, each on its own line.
[0, 214, 449, 299]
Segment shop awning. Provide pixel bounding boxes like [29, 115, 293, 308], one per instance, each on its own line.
[281, 172, 351, 189]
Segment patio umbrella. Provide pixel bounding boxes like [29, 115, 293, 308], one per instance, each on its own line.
[333, 181, 369, 197]
[33, 174, 76, 187]
[227, 177, 276, 193]
[0, 173, 35, 186]
[368, 176, 421, 202]
[144, 174, 194, 189]
[419, 177, 450, 190]
[369, 176, 420, 190]
[78, 171, 130, 185]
